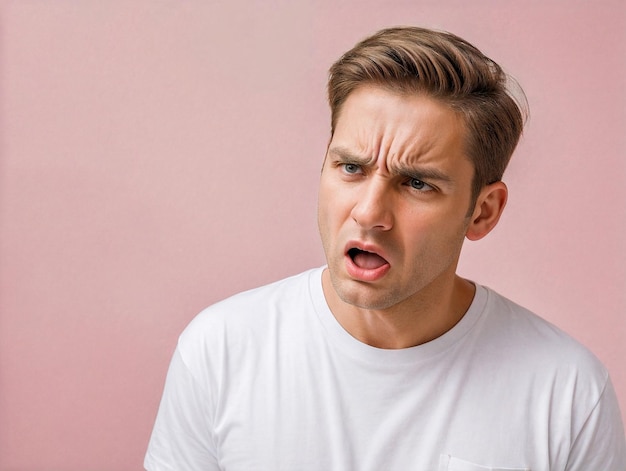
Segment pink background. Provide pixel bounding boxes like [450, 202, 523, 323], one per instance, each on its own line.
[1, 1, 624, 469]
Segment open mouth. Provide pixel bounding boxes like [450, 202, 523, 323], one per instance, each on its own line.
[347, 248, 389, 270]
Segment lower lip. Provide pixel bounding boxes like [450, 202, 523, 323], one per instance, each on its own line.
[344, 255, 391, 282]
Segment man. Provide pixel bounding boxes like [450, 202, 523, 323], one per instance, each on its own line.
[145, 27, 626, 470]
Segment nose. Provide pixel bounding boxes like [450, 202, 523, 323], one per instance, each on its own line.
[350, 179, 394, 231]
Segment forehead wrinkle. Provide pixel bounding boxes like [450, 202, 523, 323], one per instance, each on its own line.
[334, 118, 386, 168]
[372, 114, 421, 174]
[383, 126, 459, 186]
[364, 118, 385, 167]
[385, 125, 436, 169]
[376, 127, 395, 174]
[332, 87, 464, 174]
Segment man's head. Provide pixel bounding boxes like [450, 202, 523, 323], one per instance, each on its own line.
[318, 27, 525, 318]
[327, 26, 527, 204]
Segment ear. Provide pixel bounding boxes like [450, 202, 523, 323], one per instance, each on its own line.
[465, 181, 508, 241]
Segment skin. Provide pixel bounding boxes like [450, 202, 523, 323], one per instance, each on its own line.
[318, 85, 507, 349]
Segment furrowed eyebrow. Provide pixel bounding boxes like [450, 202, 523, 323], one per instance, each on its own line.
[393, 164, 453, 184]
[328, 146, 453, 184]
[327, 146, 374, 165]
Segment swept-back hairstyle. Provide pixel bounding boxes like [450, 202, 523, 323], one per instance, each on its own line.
[328, 26, 527, 202]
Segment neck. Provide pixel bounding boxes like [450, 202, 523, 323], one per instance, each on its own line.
[322, 270, 475, 349]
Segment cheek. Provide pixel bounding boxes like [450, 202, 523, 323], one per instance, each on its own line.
[317, 184, 336, 239]
[318, 177, 349, 223]
[318, 202, 341, 241]
[401, 208, 468, 248]
[317, 184, 331, 224]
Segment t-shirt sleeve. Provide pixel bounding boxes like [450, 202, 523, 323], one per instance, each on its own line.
[144, 347, 219, 471]
[566, 375, 626, 470]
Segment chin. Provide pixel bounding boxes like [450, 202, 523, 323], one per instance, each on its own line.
[331, 276, 398, 311]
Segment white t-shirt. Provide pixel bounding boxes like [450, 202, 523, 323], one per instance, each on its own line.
[145, 267, 626, 470]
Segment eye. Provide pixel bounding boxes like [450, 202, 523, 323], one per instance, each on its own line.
[342, 163, 362, 174]
[409, 178, 434, 191]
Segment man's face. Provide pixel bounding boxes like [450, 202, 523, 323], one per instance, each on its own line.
[318, 85, 476, 312]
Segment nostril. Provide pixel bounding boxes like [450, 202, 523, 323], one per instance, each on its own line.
[350, 192, 393, 231]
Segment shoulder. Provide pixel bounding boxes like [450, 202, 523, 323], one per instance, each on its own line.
[468, 286, 621, 450]
[477, 285, 609, 397]
[178, 267, 322, 349]
[192, 267, 318, 320]
[481, 287, 602, 358]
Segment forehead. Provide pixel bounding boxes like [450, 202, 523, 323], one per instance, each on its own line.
[331, 85, 469, 170]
